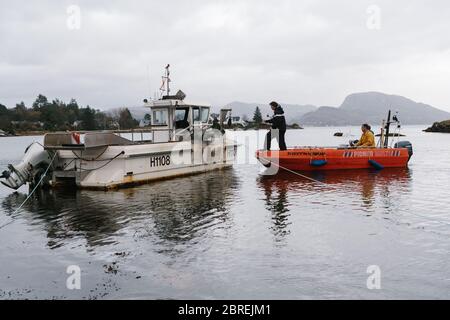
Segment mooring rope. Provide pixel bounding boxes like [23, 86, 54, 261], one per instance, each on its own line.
[0, 152, 57, 231]
[259, 157, 328, 186]
[78, 151, 125, 172]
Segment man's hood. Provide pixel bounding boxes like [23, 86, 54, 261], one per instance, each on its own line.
[274, 106, 285, 115]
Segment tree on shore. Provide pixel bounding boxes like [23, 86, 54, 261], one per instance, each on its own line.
[80, 106, 98, 130]
[0, 103, 12, 132]
[253, 106, 263, 124]
[118, 108, 139, 129]
[32, 94, 49, 111]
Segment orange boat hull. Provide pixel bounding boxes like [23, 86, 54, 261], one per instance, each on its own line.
[256, 148, 410, 171]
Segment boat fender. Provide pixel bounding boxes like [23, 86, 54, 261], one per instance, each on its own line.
[261, 159, 271, 168]
[257, 154, 272, 168]
[310, 160, 327, 167]
[71, 132, 81, 144]
[368, 159, 384, 170]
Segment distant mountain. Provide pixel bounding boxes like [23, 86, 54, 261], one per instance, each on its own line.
[112, 92, 450, 127]
[299, 106, 357, 126]
[299, 92, 450, 126]
[220, 101, 317, 124]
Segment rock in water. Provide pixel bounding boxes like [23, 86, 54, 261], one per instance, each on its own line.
[424, 120, 450, 133]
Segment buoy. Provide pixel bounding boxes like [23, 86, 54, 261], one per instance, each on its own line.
[310, 160, 327, 167]
[368, 159, 384, 170]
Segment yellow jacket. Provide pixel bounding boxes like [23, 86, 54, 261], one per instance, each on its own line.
[356, 130, 375, 147]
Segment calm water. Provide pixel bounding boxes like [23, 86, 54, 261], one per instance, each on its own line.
[0, 126, 449, 299]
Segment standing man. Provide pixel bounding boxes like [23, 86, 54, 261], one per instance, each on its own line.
[264, 101, 287, 151]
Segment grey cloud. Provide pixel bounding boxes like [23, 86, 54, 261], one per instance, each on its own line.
[1, 0, 450, 111]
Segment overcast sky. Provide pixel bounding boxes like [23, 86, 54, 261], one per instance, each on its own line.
[1, 0, 450, 111]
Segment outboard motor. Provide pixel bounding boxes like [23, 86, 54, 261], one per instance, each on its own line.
[0, 142, 52, 190]
[394, 141, 413, 161]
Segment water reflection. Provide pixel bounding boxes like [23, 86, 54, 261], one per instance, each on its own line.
[258, 176, 291, 240]
[257, 168, 412, 238]
[1, 170, 239, 250]
[308, 168, 412, 211]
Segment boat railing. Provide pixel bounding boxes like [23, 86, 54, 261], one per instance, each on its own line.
[115, 127, 172, 143]
[43, 123, 217, 149]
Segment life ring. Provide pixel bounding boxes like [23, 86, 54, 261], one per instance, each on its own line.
[71, 132, 81, 144]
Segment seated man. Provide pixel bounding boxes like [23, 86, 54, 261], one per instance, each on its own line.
[355, 123, 375, 148]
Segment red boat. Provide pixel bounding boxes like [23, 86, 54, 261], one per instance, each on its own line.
[256, 145, 412, 171]
[256, 111, 413, 171]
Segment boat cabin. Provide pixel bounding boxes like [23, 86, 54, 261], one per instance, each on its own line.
[144, 94, 211, 143]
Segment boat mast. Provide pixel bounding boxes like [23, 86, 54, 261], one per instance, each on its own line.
[160, 64, 171, 98]
[165, 64, 170, 96]
[384, 110, 391, 148]
[379, 119, 385, 148]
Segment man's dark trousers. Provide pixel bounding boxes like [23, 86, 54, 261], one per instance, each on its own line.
[265, 129, 287, 151]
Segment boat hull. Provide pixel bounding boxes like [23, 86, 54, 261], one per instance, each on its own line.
[50, 140, 237, 190]
[256, 148, 410, 171]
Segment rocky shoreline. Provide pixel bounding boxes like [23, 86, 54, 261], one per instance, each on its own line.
[424, 120, 450, 133]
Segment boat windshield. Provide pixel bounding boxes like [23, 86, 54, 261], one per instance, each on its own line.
[201, 107, 209, 122]
[175, 108, 189, 121]
[152, 109, 168, 125]
[175, 107, 190, 129]
[192, 107, 210, 123]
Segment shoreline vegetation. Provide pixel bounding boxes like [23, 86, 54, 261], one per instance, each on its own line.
[0, 128, 158, 137]
[0, 124, 304, 137]
[0, 98, 303, 137]
[0, 94, 140, 137]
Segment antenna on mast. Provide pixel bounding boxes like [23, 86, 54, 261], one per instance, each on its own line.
[159, 64, 171, 98]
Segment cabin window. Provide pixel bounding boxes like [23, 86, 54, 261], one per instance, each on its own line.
[152, 109, 168, 125]
[192, 107, 210, 123]
[175, 108, 189, 121]
[201, 107, 210, 123]
[175, 108, 190, 129]
[193, 107, 201, 123]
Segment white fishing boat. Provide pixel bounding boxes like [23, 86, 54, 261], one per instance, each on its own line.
[1, 66, 237, 190]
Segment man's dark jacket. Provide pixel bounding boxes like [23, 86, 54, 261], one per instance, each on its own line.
[266, 105, 287, 130]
